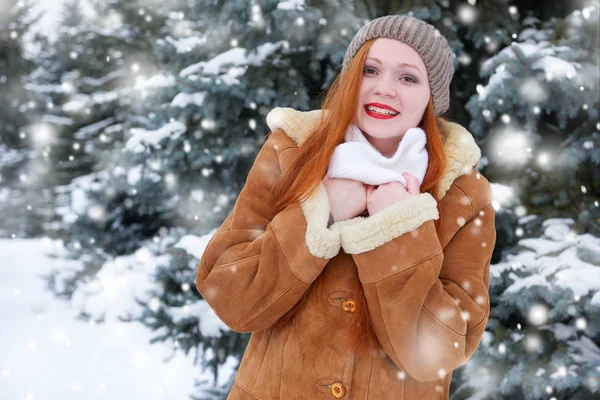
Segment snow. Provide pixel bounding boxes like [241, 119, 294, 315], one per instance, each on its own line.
[70, 247, 169, 321]
[277, 0, 306, 10]
[190, 189, 205, 203]
[504, 272, 552, 294]
[218, 66, 247, 85]
[591, 291, 600, 306]
[127, 165, 143, 185]
[554, 259, 600, 298]
[135, 73, 176, 89]
[0, 188, 10, 202]
[62, 97, 88, 113]
[0, 144, 28, 168]
[125, 121, 187, 153]
[478, 68, 511, 101]
[53, 171, 110, 224]
[87, 91, 120, 104]
[165, 36, 207, 53]
[42, 115, 74, 126]
[180, 41, 286, 78]
[532, 55, 578, 78]
[70, 188, 89, 216]
[543, 222, 572, 241]
[66, 172, 106, 216]
[29, 0, 66, 41]
[518, 237, 571, 256]
[74, 118, 116, 140]
[169, 233, 231, 338]
[489, 183, 516, 207]
[171, 301, 229, 338]
[518, 214, 538, 224]
[173, 233, 216, 261]
[576, 233, 600, 265]
[171, 92, 207, 108]
[63, 92, 119, 113]
[494, 218, 600, 301]
[518, 27, 550, 42]
[539, 323, 577, 341]
[81, 71, 124, 88]
[567, 336, 600, 363]
[127, 165, 162, 185]
[542, 217, 575, 227]
[0, 238, 200, 399]
[479, 41, 580, 101]
[510, 42, 541, 58]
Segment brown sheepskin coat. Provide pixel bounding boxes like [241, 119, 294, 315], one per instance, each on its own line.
[196, 107, 496, 399]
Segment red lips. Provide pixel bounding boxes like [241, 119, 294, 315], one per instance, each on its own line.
[364, 102, 399, 113]
[364, 103, 399, 119]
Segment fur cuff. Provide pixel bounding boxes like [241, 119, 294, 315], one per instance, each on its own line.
[299, 182, 342, 259]
[339, 193, 439, 254]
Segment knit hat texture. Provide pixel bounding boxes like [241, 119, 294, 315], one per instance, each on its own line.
[342, 15, 455, 116]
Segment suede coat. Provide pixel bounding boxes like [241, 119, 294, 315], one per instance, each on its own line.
[196, 107, 496, 400]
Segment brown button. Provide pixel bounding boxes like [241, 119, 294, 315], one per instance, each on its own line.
[328, 291, 353, 308]
[342, 299, 356, 313]
[331, 382, 345, 398]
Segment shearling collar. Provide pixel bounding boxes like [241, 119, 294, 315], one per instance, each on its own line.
[266, 107, 481, 199]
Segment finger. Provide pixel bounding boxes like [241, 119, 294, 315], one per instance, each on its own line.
[403, 173, 420, 194]
[369, 184, 379, 197]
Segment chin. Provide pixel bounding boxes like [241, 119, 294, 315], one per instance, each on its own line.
[361, 125, 397, 138]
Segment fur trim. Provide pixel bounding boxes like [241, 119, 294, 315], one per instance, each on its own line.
[266, 107, 480, 254]
[298, 181, 342, 258]
[338, 193, 439, 254]
[266, 107, 324, 147]
[436, 121, 482, 198]
[265, 107, 481, 199]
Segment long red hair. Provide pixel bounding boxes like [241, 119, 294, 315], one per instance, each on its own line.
[268, 39, 448, 354]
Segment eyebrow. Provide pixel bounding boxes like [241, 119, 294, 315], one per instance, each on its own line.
[366, 57, 424, 76]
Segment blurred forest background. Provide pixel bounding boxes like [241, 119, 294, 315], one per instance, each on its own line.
[1, 0, 599, 399]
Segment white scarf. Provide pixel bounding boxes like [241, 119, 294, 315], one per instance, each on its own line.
[326, 124, 429, 187]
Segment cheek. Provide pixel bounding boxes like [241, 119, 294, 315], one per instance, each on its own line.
[404, 89, 429, 112]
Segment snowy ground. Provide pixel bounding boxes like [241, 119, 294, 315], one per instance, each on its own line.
[0, 238, 203, 400]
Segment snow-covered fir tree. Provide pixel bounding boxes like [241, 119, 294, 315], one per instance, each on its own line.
[455, 216, 599, 399]
[465, 5, 599, 235]
[454, 4, 600, 400]
[27, 0, 169, 297]
[0, 0, 44, 237]
[92, 1, 371, 395]
[9, 0, 598, 399]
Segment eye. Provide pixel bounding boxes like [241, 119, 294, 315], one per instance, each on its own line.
[401, 76, 418, 84]
[363, 67, 376, 75]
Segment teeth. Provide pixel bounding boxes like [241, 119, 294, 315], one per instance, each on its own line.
[367, 106, 398, 115]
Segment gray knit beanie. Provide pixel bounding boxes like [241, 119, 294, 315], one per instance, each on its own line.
[342, 15, 455, 116]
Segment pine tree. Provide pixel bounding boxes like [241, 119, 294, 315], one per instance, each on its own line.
[455, 217, 600, 399]
[466, 6, 599, 237]
[28, 0, 169, 297]
[0, 0, 44, 237]
[453, 5, 600, 399]
[28, 1, 599, 398]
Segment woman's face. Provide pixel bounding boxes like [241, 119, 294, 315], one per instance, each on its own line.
[354, 38, 431, 156]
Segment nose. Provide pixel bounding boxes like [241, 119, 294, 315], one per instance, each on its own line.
[373, 82, 396, 98]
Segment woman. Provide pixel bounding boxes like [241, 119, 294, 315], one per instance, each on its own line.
[196, 15, 496, 400]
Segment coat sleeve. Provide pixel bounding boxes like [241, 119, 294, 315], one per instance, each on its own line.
[195, 131, 342, 333]
[338, 168, 495, 382]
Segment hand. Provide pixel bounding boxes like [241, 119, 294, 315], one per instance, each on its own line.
[365, 172, 421, 216]
[324, 176, 367, 222]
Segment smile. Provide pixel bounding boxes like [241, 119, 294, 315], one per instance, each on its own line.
[364, 105, 399, 119]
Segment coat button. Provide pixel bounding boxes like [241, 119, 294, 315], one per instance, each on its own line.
[331, 382, 346, 398]
[342, 299, 356, 313]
